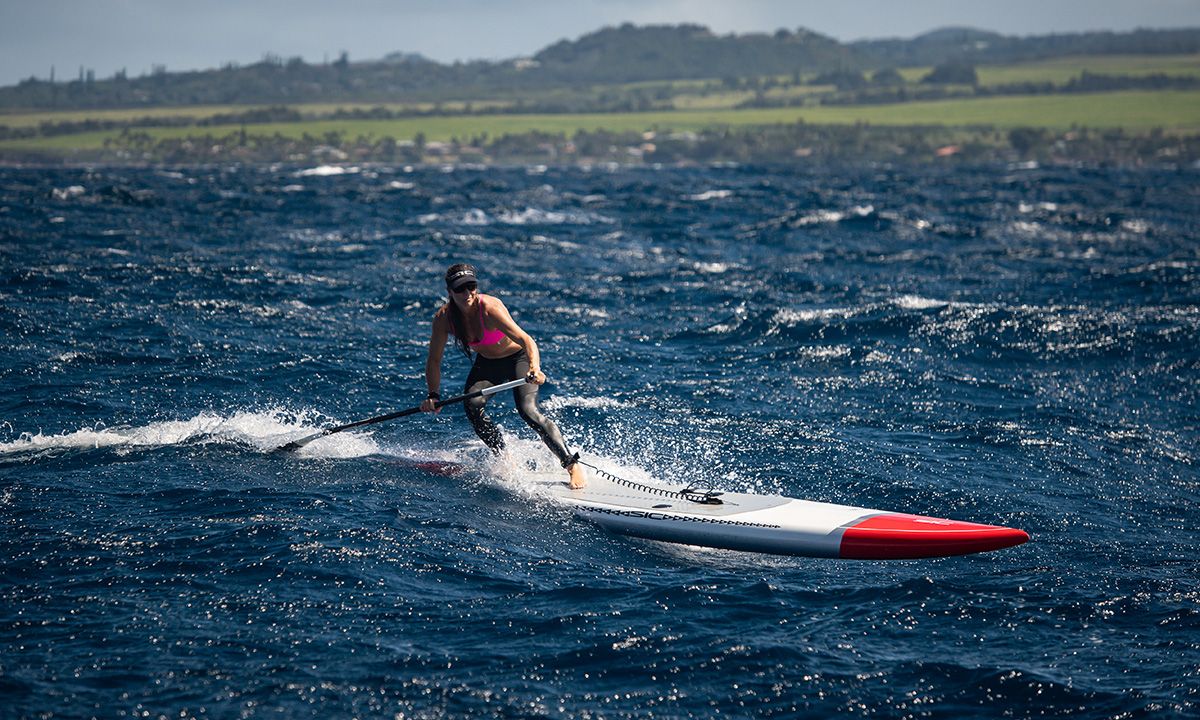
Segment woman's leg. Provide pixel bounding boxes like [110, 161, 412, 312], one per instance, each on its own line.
[514, 384, 576, 466]
[512, 354, 578, 470]
[464, 363, 505, 454]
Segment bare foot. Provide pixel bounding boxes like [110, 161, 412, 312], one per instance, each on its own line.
[567, 462, 586, 490]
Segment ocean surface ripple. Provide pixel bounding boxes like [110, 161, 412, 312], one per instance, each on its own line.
[1, 163, 1197, 718]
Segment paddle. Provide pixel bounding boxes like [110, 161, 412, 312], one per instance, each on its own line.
[275, 376, 531, 452]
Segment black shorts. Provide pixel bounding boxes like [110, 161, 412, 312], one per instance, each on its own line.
[465, 349, 530, 390]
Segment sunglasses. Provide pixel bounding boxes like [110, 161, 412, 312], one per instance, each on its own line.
[451, 282, 478, 294]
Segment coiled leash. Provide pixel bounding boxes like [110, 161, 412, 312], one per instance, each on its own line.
[575, 458, 724, 505]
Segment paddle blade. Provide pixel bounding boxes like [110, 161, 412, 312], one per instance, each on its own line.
[273, 430, 327, 453]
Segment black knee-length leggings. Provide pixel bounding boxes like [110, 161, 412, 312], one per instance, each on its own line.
[463, 349, 576, 467]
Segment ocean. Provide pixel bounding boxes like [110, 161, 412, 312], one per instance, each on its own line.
[1, 162, 1197, 718]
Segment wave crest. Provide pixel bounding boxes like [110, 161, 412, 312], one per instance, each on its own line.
[0, 410, 380, 459]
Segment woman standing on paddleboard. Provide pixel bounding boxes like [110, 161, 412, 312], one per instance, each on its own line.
[420, 263, 585, 489]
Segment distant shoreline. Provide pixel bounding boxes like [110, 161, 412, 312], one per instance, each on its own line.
[3, 119, 1198, 169]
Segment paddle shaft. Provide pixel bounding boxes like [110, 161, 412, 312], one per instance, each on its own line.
[278, 376, 530, 451]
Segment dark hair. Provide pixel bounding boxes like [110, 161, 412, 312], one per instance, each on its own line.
[444, 263, 475, 359]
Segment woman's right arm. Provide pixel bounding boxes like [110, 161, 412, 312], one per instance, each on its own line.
[421, 310, 449, 413]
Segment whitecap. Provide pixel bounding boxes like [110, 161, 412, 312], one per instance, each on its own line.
[706, 320, 740, 334]
[686, 189, 733, 201]
[893, 295, 949, 311]
[416, 207, 618, 226]
[294, 165, 360, 177]
[792, 209, 844, 226]
[542, 396, 630, 411]
[1120, 219, 1150, 234]
[498, 208, 567, 225]
[558, 306, 610, 319]
[52, 185, 86, 200]
[791, 205, 873, 226]
[1126, 260, 1192, 274]
[772, 307, 854, 325]
[496, 207, 613, 225]
[798, 346, 851, 360]
[461, 208, 491, 225]
[707, 306, 749, 334]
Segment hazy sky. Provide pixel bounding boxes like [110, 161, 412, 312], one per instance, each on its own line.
[3, 0, 1199, 87]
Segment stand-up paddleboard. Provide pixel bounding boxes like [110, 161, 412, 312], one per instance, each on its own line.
[529, 462, 1028, 559]
[388, 455, 1027, 559]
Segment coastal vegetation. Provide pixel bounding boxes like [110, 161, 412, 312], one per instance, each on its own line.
[2, 24, 1198, 166]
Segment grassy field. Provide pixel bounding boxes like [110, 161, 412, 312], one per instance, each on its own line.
[3, 90, 1198, 155]
[893, 53, 1200, 85]
[976, 53, 1200, 86]
[798, 90, 1200, 130]
[671, 85, 833, 110]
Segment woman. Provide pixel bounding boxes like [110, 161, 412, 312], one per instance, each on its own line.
[420, 263, 585, 489]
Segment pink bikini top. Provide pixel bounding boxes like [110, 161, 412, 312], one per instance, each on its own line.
[452, 301, 506, 347]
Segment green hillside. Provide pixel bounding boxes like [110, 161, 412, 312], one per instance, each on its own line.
[2, 24, 1198, 165]
[3, 24, 1198, 112]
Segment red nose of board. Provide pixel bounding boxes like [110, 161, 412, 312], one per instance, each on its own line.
[839, 513, 1029, 560]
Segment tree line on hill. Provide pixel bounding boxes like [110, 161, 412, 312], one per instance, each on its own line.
[850, 27, 1200, 68]
[2, 24, 1198, 111]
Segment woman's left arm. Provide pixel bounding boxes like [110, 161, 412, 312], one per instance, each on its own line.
[487, 297, 544, 382]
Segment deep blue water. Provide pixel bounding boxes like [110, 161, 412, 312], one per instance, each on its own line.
[1, 162, 1197, 718]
